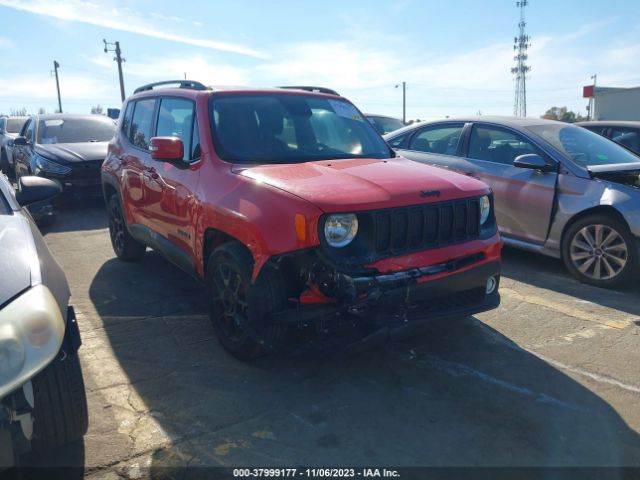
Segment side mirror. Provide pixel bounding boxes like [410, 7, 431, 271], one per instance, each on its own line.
[15, 176, 62, 207]
[149, 137, 184, 162]
[513, 154, 553, 172]
[13, 136, 28, 147]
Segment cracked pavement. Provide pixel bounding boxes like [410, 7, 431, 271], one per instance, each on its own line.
[22, 201, 640, 477]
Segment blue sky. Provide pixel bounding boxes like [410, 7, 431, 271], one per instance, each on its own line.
[0, 0, 638, 119]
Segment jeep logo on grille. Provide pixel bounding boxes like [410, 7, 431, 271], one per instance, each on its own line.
[420, 190, 441, 198]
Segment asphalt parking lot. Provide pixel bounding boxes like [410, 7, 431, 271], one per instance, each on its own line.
[27, 201, 640, 477]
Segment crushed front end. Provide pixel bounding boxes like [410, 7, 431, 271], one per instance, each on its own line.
[268, 195, 502, 343]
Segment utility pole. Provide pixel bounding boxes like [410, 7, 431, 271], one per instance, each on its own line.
[103, 39, 126, 102]
[511, 1, 531, 117]
[590, 74, 597, 120]
[395, 82, 406, 124]
[53, 60, 62, 113]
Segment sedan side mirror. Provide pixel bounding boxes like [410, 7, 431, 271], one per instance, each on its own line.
[12, 136, 28, 147]
[513, 154, 554, 172]
[15, 176, 62, 206]
[149, 137, 184, 162]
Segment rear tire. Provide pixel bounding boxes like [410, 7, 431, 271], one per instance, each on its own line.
[31, 353, 88, 452]
[206, 243, 288, 360]
[562, 214, 637, 288]
[107, 194, 145, 262]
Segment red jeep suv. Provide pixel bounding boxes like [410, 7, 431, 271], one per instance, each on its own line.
[102, 81, 502, 359]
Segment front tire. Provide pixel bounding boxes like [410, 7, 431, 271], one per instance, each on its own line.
[562, 214, 637, 288]
[206, 243, 287, 360]
[107, 195, 145, 262]
[31, 353, 89, 452]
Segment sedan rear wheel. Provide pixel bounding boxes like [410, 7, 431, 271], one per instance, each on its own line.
[563, 215, 636, 288]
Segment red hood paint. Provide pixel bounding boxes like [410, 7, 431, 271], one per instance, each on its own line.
[235, 157, 490, 212]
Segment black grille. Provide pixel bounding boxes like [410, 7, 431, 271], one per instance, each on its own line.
[370, 198, 481, 256]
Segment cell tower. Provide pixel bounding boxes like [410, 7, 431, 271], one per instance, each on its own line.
[511, 1, 531, 117]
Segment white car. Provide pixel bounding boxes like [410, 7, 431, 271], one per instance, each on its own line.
[0, 116, 29, 177]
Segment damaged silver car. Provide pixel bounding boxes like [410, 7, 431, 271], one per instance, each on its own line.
[0, 173, 87, 468]
[385, 117, 640, 287]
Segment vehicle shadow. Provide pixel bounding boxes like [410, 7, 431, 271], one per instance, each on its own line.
[14, 440, 85, 479]
[501, 246, 640, 316]
[37, 198, 108, 234]
[88, 252, 640, 473]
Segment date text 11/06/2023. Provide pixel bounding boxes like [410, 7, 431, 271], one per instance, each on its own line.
[233, 468, 401, 478]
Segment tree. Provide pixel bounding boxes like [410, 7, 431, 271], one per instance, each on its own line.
[38, 107, 46, 114]
[91, 105, 104, 115]
[10, 107, 28, 116]
[542, 106, 586, 123]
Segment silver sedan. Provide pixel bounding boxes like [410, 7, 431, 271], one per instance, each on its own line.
[385, 116, 640, 288]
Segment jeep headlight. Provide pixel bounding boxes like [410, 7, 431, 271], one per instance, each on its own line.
[0, 285, 65, 399]
[479, 195, 491, 225]
[34, 154, 71, 176]
[324, 213, 358, 248]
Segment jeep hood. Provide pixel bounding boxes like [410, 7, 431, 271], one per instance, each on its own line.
[36, 142, 108, 164]
[0, 215, 36, 307]
[236, 157, 490, 212]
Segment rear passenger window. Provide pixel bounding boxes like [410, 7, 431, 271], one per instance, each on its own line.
[409, 124, 464, 155]
[129, 99, 156, 150]
[388, 133, 409, 149]
[468, 125, 545, 165]
[156, 98, 196, 162]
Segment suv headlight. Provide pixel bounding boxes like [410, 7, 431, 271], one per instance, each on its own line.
[479, 195, 491, 225]
[34, 154, 71, 176]
[324, 213, 358, 248]
[0, 285, 65, 399]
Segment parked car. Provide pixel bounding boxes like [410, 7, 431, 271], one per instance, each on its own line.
[0, 116, 29, 178]
[0, 174, 88, 468]
[102, 80, 502, 360]
[577, 121, 640, 155]
[365, 114, 406, 135]
[12, 114, 117, 223]
[385, 116, 640, 287]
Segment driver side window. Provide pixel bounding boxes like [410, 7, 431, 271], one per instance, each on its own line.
[24, 120, 35, 144]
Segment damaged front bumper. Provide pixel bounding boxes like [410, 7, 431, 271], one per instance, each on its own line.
[270, 256, 501, 334]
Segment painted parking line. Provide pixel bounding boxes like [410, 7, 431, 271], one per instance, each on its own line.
[500, 287, 631, 329]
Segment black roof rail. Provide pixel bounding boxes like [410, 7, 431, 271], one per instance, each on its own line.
[133, 80, 210, 94]
[278, 86, 340, 96]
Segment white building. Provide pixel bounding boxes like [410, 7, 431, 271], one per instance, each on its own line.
[584, 86, 640, 121]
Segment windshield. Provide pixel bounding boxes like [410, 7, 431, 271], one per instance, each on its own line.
[368, 116, 405, 135]
[6, 118, 27, 134]
[211, 94, 391, 163]
[36, 117, 116, 144]
[526, 124, 640, 168]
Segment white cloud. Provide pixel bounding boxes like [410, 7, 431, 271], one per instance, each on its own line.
[0, 0, 265, 58]
[122, 55, 249, 86]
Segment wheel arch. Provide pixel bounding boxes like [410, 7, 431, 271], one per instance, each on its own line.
[561, 205, 630, 250]
[203, 228, 256, 278]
